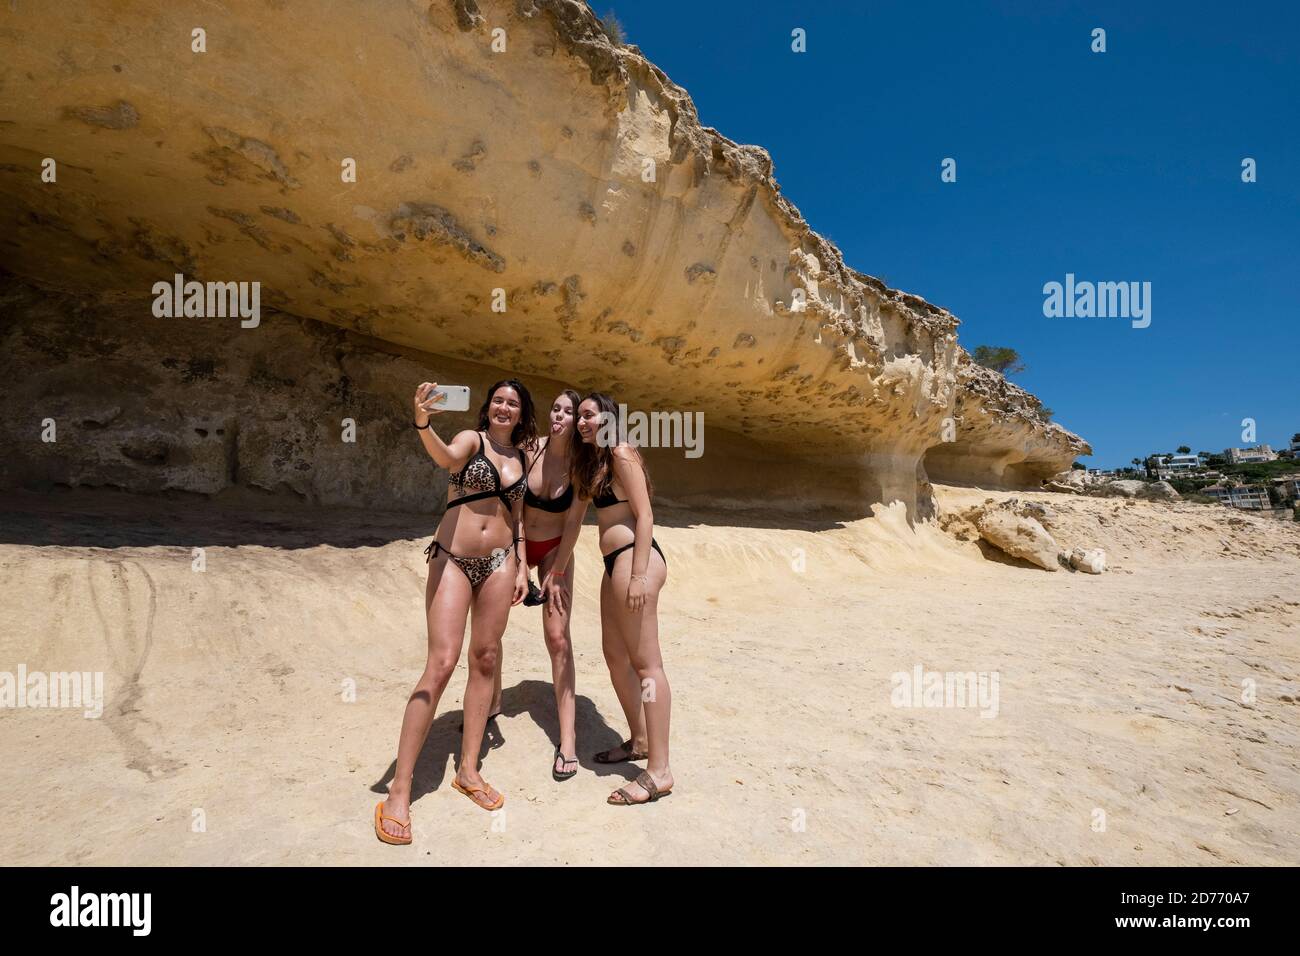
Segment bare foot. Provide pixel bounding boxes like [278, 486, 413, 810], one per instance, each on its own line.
[608, 768, 673, 805]
[379, 791, 412, 840]
[453, 770, 503, 810]
[553, 750, 579, 777]
[593, 738, 648, 763]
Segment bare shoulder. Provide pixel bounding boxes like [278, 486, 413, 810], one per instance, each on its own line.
[448, 428, 481, 453]
[609, 444, 647, 497]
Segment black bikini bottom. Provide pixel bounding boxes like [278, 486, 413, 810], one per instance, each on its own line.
[602, 538, 665, 579]
[424, 540, 513, 588]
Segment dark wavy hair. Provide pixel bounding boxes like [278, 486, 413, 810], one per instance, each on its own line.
[477, 379, 537, 450]
[571, 391, 653, 501]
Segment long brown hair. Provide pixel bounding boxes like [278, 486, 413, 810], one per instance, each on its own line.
[551, 389, 583, 440]
[477, 378, 538, 450]
[571, 392, 654, 501]
[532, 389, 582, 460]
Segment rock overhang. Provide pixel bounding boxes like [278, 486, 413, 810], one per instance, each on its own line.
[0, 0, 1088, 496]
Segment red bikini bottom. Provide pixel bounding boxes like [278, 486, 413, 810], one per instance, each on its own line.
[525, 535, 562, 568]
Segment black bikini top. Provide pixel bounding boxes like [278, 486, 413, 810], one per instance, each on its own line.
[446, 433, 526, 512]
[523, 441, 574, 513]
[592, 483, 628, 509]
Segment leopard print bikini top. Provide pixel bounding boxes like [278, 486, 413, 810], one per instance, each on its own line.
[447, 432, 526, 512]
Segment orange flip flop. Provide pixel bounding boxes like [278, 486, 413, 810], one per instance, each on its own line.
[374, 801, 412, 845]
[451, 778, 505, 811]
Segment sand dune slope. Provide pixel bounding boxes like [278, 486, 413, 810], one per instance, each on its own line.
[1, 486, 1297, 865]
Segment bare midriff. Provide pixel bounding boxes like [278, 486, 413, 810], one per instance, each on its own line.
[524, 505, 565, 544]
[435, 447, 523, 556]
[435, 498, 513, 556]
[595, 489, 637, 554]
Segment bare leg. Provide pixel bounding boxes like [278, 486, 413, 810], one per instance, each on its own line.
[455, 557, 516, 808]
[540, 551, 577, 772]
[380, 555, 471, 839]
[606, 548, 671, 803]
[490, 646, 503, 718]
[599, 565, 647, 757]
[459, 649, 501, 730]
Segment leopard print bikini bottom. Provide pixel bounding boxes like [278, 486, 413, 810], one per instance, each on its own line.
[424, 540, 513, 589]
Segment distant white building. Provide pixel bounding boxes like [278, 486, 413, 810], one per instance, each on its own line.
[1291, 433, 1300, 453]
[1155, 453, 1205, 479]
[1202, 483, 1271, 510]
[1224, 445, 1277, 464]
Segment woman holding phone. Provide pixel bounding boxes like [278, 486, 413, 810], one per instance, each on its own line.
[547, 392, 674, 806]
[375, 379, 534, 844]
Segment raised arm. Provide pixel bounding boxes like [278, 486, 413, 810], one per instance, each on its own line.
[412, 382, 477, 471]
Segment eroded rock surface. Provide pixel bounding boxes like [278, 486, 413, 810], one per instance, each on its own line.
[0, 277, 875, 514]
[0, 0, 1088, 511]
[974, 503, 1061, 571]
[1068, 548, 1107, 574]
[1044, 473, 1182, 502]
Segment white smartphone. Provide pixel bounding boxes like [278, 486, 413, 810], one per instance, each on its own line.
[422, 385, 470, 413]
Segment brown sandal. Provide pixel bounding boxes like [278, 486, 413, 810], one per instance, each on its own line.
[593, 739, 647, 764]
[608, 770, 672, 806]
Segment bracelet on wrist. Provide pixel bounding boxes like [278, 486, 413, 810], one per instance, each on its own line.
[413, 421, 430, 430]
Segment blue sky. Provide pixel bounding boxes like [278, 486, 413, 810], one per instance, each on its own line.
[603, 0, 1298, 467]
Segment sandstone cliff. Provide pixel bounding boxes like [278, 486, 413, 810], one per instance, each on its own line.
[0, 0, 1088, 513]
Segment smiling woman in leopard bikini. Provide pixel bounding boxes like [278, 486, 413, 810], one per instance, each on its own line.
[375, 379, 534, 844]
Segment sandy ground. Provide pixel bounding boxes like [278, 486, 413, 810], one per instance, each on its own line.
[1, 484, 1297, 866]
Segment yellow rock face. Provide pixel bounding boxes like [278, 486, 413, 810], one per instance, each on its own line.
[0, 0, 1087, 511]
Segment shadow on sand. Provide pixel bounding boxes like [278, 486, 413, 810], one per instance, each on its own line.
[369, 678, 643, 810]
[1, 485, 869, 550]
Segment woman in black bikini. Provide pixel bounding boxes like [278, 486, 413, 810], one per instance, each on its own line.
[375, 379, 533, 844]
[480, 389, 583, 782]
[548, 392, 674, 806]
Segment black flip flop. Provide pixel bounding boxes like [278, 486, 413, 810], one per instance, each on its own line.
[593, 739, 647, 764]
[552, 745, 578, 782]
